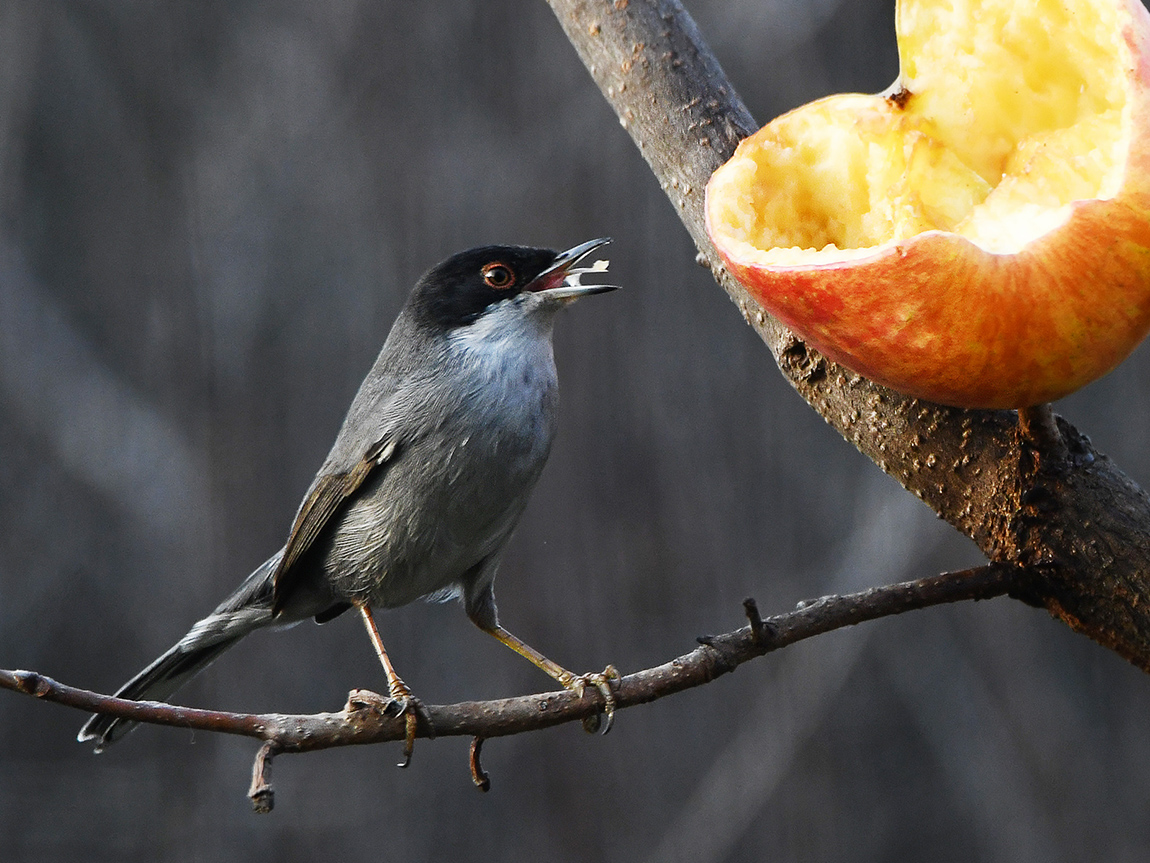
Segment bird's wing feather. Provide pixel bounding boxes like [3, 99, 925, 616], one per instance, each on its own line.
[268, 327, 445, 616]
[270, 435, 397, 614]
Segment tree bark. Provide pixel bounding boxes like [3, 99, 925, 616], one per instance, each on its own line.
[545, 0, 1150, 671]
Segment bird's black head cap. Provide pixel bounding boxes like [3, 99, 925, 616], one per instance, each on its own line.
[406, 245, 560, 331]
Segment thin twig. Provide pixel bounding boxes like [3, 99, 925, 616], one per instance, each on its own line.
[2, 563, 1017, 753]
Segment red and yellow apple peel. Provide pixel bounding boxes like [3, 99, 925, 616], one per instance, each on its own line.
[706, 0, 1150, 408]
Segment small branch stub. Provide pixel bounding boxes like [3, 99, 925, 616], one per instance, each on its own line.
[249, 742, 279, 814]
[743, 597, 771, 645]
[1017, 403, 1070, 465]
[469, 737, 491, 792]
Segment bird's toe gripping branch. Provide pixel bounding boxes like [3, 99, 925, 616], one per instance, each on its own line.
[570, 665, 622, 734]
[345, 687, 435, 768]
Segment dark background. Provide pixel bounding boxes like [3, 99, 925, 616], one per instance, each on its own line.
[3, 1, 1150, 860]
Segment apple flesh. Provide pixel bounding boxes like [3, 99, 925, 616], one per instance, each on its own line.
[705, 0, 1150, 408]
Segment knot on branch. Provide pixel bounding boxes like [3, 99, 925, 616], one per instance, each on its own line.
[13, 671, 50, 697]
[695, 634, 740, 678]
[778, 335, 826, 385]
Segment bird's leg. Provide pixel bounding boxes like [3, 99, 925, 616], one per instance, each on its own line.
[482, 624, 620, 733]
[353, 602, 431, 767]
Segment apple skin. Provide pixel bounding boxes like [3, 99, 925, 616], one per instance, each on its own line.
[706, 0, 1150, 409]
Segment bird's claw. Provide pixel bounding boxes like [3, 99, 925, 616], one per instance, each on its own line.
[566, 665, 620, 735]
[345, 686, 434, 767]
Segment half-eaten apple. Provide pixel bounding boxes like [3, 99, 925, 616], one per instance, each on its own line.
[705, 0, 1150, 408]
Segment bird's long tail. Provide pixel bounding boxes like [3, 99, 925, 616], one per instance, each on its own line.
[77, 554, 281, 752]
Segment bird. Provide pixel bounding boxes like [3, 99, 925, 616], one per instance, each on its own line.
[78, 238, 620, 761]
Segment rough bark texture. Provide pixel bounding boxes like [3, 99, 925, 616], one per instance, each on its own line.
[546, 0, 1150, 671]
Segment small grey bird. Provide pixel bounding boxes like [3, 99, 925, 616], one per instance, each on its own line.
[79, 238, 620, 758]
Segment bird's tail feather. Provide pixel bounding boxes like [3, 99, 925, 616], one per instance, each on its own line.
[78, 555, 280, 751]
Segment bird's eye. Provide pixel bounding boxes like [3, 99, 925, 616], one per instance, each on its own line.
[482, 263, 516, 289]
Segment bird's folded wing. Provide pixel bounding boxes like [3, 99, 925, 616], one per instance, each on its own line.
[270, 436, 397, 614]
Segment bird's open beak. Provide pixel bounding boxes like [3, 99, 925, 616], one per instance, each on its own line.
[528, 238, 620, 301]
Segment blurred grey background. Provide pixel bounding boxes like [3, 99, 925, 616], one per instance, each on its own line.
[3, 1, 1150, 861]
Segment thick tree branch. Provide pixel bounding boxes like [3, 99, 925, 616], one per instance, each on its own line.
[1, 563, 1013, 807]
[545, 0, 1150, 671]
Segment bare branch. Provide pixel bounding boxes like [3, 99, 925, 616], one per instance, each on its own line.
[1, 563, 1015, 755]
[545, 0, 1150, 670]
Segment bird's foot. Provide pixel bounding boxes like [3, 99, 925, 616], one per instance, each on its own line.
[559, 665, 621, 734]
[345, 684, 434, 767]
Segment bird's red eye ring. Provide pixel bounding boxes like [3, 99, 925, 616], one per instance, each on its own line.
[482, 262, 516, 290]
